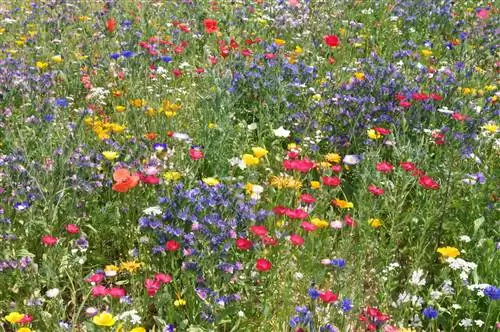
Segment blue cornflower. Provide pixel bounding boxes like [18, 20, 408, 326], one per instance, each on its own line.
[308, 288, 320, 300]
[340, 298, 353, 312]
[109, 53, 120, 60]
[13, 201, 30, 211]
[55, 98, 68, 107]
[484, 286, 499, 300]
[331, 258, 346, 268]
[161, 56, 172, 63]
[422, 306, 438, 319]
[121, 50, 134, 58]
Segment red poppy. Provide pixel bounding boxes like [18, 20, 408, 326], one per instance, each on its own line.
[331, 164, 342, 173]
[300, 221, 317, 232]
[451, 113, 467, 121]
[112, 168, 140, 192]
[368, 184, 385, 196]
[236, 238, 253, 250]
[154, 273, 173, 284]
[395, 93, 406, 101]
[203, 19, 218, 33]
[419, 175, 440, 189]
[144, 278, 161, 297]
[323, 35, 339, 47]
[41, 235, 58, 246]
[375, 161, 393, 173]
[411, 92, 429, 101]
[107, 287, 126, 298]
[285, 208, 308, 219]
[189, 147, 204, 160]
[399, 100, 412, 108]
[272, 205, 288, 216]
[165, 240, 181, 251]
[289, 234, 304, 246]
[319, 290, 338, 303]
[106, 18, 116, 32]
[432, 132, 445, 145]
[262, 236, 278, 246]
[374, 127, 391, 135]
[283, 159, 316, 173]
[430, 93, 443, 101]
[399, 161, 416, 172]
[322, 176, 341, 187]
[249, 225, 268, 237]
[65, 224, 79, 234]
[300, 193, 316, 204]
[138, 173, 160, 185]
[255, 258, 272, 272]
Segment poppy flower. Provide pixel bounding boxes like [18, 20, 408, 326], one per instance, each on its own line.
[399, 100, 412, 108]
[255, 258, 272, 272]
[165, 240, 181, 251]
[235, 238, 253, 250]
[300, 193, 316, 204]
[189, 147, 204, 160]
[319, 290, 338, 303]
[106, 18, 116, 32]
[107, 287, 126, 298]
[144, 279, 161, 297]
[430, 93, 443, 101]
[374, 127, 391, 135]
[249, 225, 268, 237]
[203, 19, 218, 33]
[289, 234, 305, 246]
[323, 35, 339, 47]
[112, 168, 140, 192]
[399, 161, 416, 172]
[411, 92, 429, 101]
[322, 176, 341, 187]
[154, 273, 173, 284]
[375, 161, 393, 173]
[419, 175, 440, 190]
[41, 235, 58, 246]
[451, 113, 467, 121]
[300, 221, 317, 232]
[138, 173, 160, 185]
[261, 236, 278, 246]
[368, 184, 384, 196]
[272, 205, 288, 215]
[65, 224, 79, 234]
[285, 208, 308, 219]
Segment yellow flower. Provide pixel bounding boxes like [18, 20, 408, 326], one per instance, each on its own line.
[174, 298, 186, 306]
[109, 123, 125, 133]
[354, 72, 365, 80]
[252, 147, 268, 158]
[164, 171, 182, 182]
[102, 151, 119, 161]
[120, 260, 142, 273]
[51, 55, 63, 63]
[367, 129, 382, 140]
[79, 15, 90, 21]
[287, 143, 298, 150]
[324, 153, 341, 163]
[115, 105, 126, 112]
[436, 246, 460, 258]
[4, 312, 25, 324]
[146, 108, 156, 117]
[244, 183, 254, 195]
[421, 49, 433, 57]
[17, 328, 32, 332]
[130, 328, 146, 332]
[312, 94, 322, 102]
[208, 123, 217, 129]
[92, 312, 116, 327]
[462, 87, 472, 95]
[484, 85, 496, 91]
[368, 218, 382, 228]
[310, 218, 329, 228]
[269, 176, 301, 190]
[400, 328, 416, 332]
[162, 100, 182, 113]
[310, 181, 321, 189]
[482, 123, 498, 133]
[104, 264, 119, 275]
[202, 177, 220, 186]
[242, 154, 260, 166]
[36, 61, 49, 69]
[294, 46, 303, 54]
[130, 99, 146, 108]
[275, 39, 286, 46]
[317, 161, 332, 169]
[333, 199, 353, 209]
[276, 219, 285, 227]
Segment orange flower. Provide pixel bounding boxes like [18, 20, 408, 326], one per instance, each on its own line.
[112, 168, 139, 192]
[144, 132, 158, 140]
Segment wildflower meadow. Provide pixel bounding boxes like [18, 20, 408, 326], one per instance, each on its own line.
[0, 0, 499, 331]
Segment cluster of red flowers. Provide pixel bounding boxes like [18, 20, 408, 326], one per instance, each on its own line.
[358, 307, 391, 331]
[144, 273, 173, 296]
[395, 91, 442, 108]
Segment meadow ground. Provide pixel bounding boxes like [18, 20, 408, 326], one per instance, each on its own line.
[0, 0, 498, 331]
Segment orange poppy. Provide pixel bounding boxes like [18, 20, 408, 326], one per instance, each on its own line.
[112, 168, 139, 192]
[144, 132, 158, 140]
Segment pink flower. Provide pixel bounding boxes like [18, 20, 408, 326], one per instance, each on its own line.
[476, 9, 489, 20]
[165, 240, 181, 251]
[249, 225, 268, 237]
[255, 258, 272, 272]
[289, 234, 305, 246]
[375, 161, 393, 173]
[154, 273, 173, 284]
[144, 278, 161, 297]
[85, 273, 105, 284]
[189, 147, 204, 160]
[319, 290, 338, 303]
[65, 224, 79, 234]
[107, 287, 126, 298]
[41, 235, 58, 246]
[300, 221, 317, 232]
[322, 176, 341, 187]
[399, 161, 416, 172]
[368, 184, 385, 196]
[92, 285, 107, 297]
[419, 175, 440, 190]
[285, 208, 308, 219]
[300, 193, 316, 204]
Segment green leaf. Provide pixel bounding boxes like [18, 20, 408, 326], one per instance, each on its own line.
[473, 216, 484, 235]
